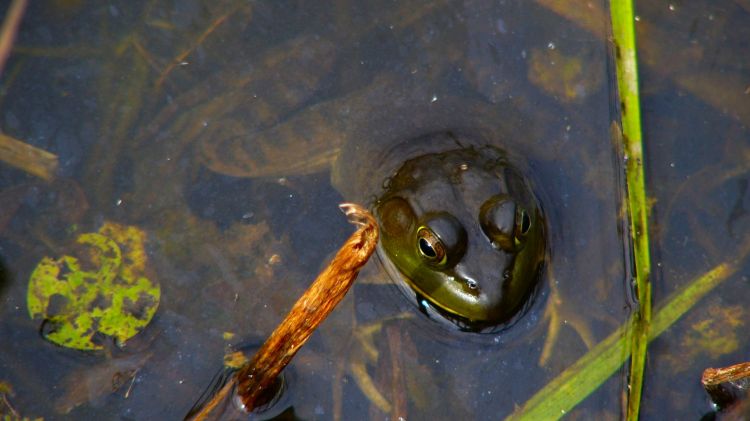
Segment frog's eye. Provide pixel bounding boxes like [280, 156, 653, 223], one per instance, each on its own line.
[480, 195, 527, 252]
[417, 227, 446, 264]
[416, 214, 467, 266]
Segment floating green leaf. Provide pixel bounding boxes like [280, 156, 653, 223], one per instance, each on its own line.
[27, 222, 160, 351]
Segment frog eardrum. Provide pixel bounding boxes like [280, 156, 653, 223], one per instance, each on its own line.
[375, 143, 546, 332]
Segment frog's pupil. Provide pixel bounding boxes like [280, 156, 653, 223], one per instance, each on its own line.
[419, 237, 437, 258]
[520, 211, 531, 234]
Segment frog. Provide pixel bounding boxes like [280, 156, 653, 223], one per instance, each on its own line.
[373, 141, 546, 331]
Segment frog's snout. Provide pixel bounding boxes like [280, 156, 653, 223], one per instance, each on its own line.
[452, 241, 513, 298]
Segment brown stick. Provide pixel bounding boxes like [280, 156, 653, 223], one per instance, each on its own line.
[702, 361, 750, 409]
[186, 203, 379, 420]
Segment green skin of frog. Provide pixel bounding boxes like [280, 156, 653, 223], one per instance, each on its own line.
[374, 146, 546, 331]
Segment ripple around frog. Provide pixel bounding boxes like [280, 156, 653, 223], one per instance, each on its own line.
[326, 83, 554, 338]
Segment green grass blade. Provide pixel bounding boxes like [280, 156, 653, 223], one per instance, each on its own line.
[506, 261, 740, 420]
[610, 0, 651, 418]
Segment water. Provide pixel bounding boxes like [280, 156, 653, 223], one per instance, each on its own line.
[636, 1, 750, 418]
[0, 0, 747, 419]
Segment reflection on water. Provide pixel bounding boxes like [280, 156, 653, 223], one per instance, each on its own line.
[0, 0, 747, 419]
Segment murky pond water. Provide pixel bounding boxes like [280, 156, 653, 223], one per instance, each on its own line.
[0, 1, 748, 419]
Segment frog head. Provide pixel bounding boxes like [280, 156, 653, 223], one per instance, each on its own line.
[375, 144, 545, 331]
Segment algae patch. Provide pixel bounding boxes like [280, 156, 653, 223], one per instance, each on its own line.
[27, 222, 160, 350]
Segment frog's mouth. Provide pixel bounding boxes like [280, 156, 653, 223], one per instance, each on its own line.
[375, 241, 511, 333]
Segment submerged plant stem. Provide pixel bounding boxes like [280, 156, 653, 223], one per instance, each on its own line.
[0, 0, 27, 78]
[186, 203, 378, 421]
[0, 132, 58, 180]
[155, 9, 235, 89]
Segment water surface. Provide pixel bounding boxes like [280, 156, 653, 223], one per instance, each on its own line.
[0, 1, 746, 419]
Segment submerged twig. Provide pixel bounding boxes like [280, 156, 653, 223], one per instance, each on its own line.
[385, 324, 408, 419]
[155, 9, 236, 89]
[186, 203, 379, 421]
[0, 381, 19, 417]
[0, 0, 27, 78]
[0, 132, 58, 180]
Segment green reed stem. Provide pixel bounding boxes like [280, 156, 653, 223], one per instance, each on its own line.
[609, 0, 650, 418]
